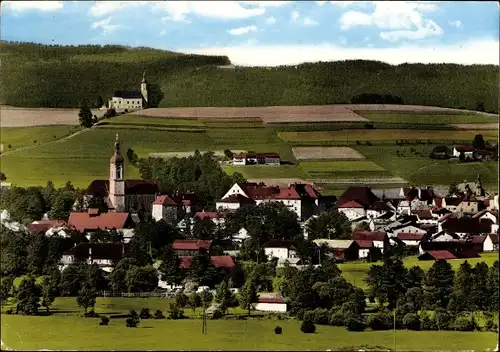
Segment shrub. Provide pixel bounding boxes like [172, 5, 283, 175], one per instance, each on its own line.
[154, 309, 165, 319]
[403, 313, 420, 331]
[126, 317, 138, 328]
[434, 309, 453, 331]
[295, 308, 306, 320]
[211, 309, 223, 320]
[302, 310, 314, 322]
[300, 320, 316, 334]
[345, 316, 367, 332]
[5, 308, 14, 315]
[139, 308, 151, 319]
[368, 311, 391, 330]
[175, 292, 189, 308]
[452, 315, 477, 332]
[167, 304, 186, 320]
[99, 316, 110, 326]
[129, 310, 138, 318]
[84, 310, 100, 318]
[420, 313, 436, 331]
[274, 326, 282, 335]
[313, 308, 330, 325]
[329, 311, 345, 326]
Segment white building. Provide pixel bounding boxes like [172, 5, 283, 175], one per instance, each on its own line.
[484, 234, 499, 251]
[152, 194, 178, 224]
[60, 243, 125, 273]
[254, 297, 287, 313]
[263, 240, 297, 260]
[108, 72, 148, 110]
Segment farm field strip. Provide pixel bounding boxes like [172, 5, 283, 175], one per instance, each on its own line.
[279, 129, 499, 142]
[0, 125, 81, 150]
[102, 115, 206, 126]
[357, 111, 497, 124]
[0, 105, 104, 127]
[96, 125, 206, 132]
[293, 147, 365, 160]
[150, 150, 246, 158]
[223, 165, 305, 179]
[300, 160, 386, 172]
[453, 123, 498, 130]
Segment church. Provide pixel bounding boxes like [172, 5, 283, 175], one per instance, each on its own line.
[108, 72, 148, 110]
[83, 134, 159, 212]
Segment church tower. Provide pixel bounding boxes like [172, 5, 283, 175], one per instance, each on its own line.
[109, 134, 125, 211]
[475, 173, 485, 196]
[141, 71, 148, 108]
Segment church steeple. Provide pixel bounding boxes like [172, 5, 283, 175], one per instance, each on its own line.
[109, 134, 125, 211]
[110, 133, 124, 165]
[142, 71, 147, 84]
[140, 71, 148, 107]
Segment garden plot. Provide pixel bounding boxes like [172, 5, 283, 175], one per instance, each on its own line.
[293, 147, 365, 160]
[149, 150, 246, 158]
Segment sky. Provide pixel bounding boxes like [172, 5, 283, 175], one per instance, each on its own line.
[1, 1, 499, 66]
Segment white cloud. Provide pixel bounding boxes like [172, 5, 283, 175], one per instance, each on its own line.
[91, 16, 121, 35]
[329, 1, 366, 7]
[291, 10, 318, 26]
[228, 25, 257, 36]
[448, 19, 463, 28]
[303, 17, 319, 26]
[291, 10, 300, 22]
[265, 16, 277, 25]
[2, 1, 63, 12]
[90, 1, 145, 17]
[154, 1, 265, 21]
[240, 1, 292, 7]
[340, 2, 443, 42]
[316, 1, 327, 5]
[177, 39, 499, 66]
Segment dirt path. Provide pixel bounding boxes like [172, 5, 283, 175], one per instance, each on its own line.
[1, 127, 90, 157]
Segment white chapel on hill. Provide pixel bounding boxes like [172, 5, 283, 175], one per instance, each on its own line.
[108, 72, 148, 110]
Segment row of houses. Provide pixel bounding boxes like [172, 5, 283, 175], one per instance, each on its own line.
[232, 153, 281, 166]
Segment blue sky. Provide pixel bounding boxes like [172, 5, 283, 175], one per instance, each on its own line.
[1, 1, 499, 66]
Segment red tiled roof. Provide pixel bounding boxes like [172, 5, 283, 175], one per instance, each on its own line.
[194, 211, 228, 220]
[219, 194, 256, 204]
[28, 220, 67, 234]
[153, 194, 178, 206]
[421, 250, 457, 260]
[337, 187, 379, 208]
[488, 233, 499, 244]
[257, 297, 285, 304]
[338, 200, 364, 209]
[454, 146, 475, 152]
[397, 233, 425, 241]
[68, 212, 133, 232]
[179, 255, 236, 269]
[172, 240, 212, 251]
[353, 231, 387, 242]
[355, 240, 373, 248]
[434, 197, 443, 208]
[237, 182, 319, 201]
[274, 186, 301, 200]
[471, 236, 487, 244]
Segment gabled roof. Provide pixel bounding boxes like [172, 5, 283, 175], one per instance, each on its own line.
[172, 240, 212, 251]
[218, 194, 256, 204]
[419, 250, 457, 261]
[313, 239, 355, 249]
[63, 243, 125, 261]
[153, 194, 178, 206]
[338, 200, 364, 209]
[28, 220, 67, 234]
[353, 231, 387, 242]
[405, 188, 435, 202]
[369, 201, 392, 212]
[397, 233, 425, 241]
[444, 197, 462, 206]
[194, 211, 228, 220]
[471, 235, 487, 244]
[257, 297, 285, 304]
[179, 255, 236, 269]
[454, 145, 475, 152]
[337, 187, 379, 208]
[68, 211, 133, 232]
[473, 209, 498, 219]
[355, 240, 374, 248]
[442, 217, 491, 234]
[113, 90, 143, 99]
[84, 180, 159, 196]
[263, 239, 296, 249]
[235, 182, 319, 201]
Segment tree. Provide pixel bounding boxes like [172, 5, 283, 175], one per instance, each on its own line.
[78, 103, 94, 128]
[124, 265, 159, 293]
[40, 275, 58, 313]
[26, 234, 48, 276]
[96, 95, 104, 108]
[187, 292, 201, 313]
[305, 207, 351, 240]
[475, 101, 485, 112]
[48, 191, 77, 220]
[470, 262, 489, 311]
[0, 276, 14, 306]
[76, 283, 97, 313]
[103, 108, 117, 118]
[354, 221, 371, 232]
[406, 266, 425, 288]
[0, 172, 6, 181]
[448, 261, 473, 313]
[158, 245, 183, 285]
[487, 261, 499, 312]
[472, 134, 486, 150]
[239, 277, 259, 316]
[16, 277, 41, 315]
[60, 263, 85, 296]
[424, 260, 455, 309]
[189, 251, 211, 280]
[192, 217, 216, 240]
[370, 258, 408, 309]
[200, 289, 213, 308]
[126, 148, 139, 166]
[214, 280, 232, 315]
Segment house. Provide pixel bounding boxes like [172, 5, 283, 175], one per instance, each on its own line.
[367, 201, 392, 219]
[484, 234, 499, 251]
[219, 182, 321, 220]
[442, 197, 462, 212]
[473, 209, 498, 224]
[404, 187, 436, 211]
[232, 153, 281, 166]
[418, 250, 458, 261]
[194, 211, 228, 227]
[419, 240, 481, 257]
[28, 220, 67, 235]
[457, 175, 486, 197]
[392, 225, 427, 237]
[487, 194, 499, 211]
[60, 243, 126, 272]
[337, 187, 380, 220]
[413, 210, 437, 225]
[397, 233, 426, 247]
[179, 255, 236, 271]
[171, 192, 201, 215]
[263, 240, 297, 260]
[0, 210, 27, 232]
[428, 231, 460, 242]
[352, 231, 389, 252]
[152, 194, 178, 224]
[313, 239, 359, 261]
[440, 217, 492, 237]
[172, 240, 212, 256]
[452, 146, 475, 159]
[216, 194, 255, 211]
[232, 227, 250, 244]
[108, 72, 148, 110]
[254, 296, 287, 313]
[67, 209, 135, 242]
[81, 134, 159, 212]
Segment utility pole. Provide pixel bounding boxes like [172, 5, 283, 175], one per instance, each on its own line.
[393, 309, 396, 352]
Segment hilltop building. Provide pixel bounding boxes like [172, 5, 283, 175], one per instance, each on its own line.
[82, 134, 159, 212]
[108, 72, 148, 110]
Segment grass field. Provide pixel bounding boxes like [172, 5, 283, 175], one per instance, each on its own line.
[357, 111, 497, 124]
[292, 147, 365, 160]
[224, 165, 305, 179]
[1, 296, 496, 351]
[98, 115, 206, 127]
[0, 125, 80, 150]
[339, 252, 499, 290]
[279, 129, 499, 144]
[300, 161, 391, 179]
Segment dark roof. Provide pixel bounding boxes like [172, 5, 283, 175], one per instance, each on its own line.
[172, 240, 212, 251]
[263, 240, 296, 249]
[63, 243, 125, 261]
[257, 297, 285, 304]
[442, 217, 491, 234]
[337, 187, 379, 208]
[355, 240, 374, 248]
[418, 250, 457, 261]
[444, 197, 462, 206]
[171, 192, 200, 206]
[352, 231, 387, 242]
[454, 146, 475, 152]
[194, 211, 229, 220]
[84, 180, 159, 196]
[397, 233, 425, 241]
[219, 194, 256, 204]
[471, 235, 487, 244]
[414, 210, 433, 219]
[489, 233, 499, 244]
[179, 256, 236, 269]
[113, 91, 143, 99]
[369, 201, 392, 212]
[405, 188, 435, 202]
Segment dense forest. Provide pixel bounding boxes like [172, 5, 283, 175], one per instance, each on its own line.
[1, 41, 498, 112]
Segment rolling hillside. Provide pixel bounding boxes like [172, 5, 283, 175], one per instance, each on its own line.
[0, 41, 498, 113]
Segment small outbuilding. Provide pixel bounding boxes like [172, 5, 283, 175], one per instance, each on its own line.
[254, 296, 287, 313]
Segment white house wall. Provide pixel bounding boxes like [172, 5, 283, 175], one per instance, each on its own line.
[339, 208, 365, 221]
[254, 303, 287, 313]
[216, 202, 241, 211]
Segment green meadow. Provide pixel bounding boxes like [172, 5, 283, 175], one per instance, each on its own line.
[357, 111, 497, 124]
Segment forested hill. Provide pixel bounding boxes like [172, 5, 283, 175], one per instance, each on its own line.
[1, 41, 498, 113]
